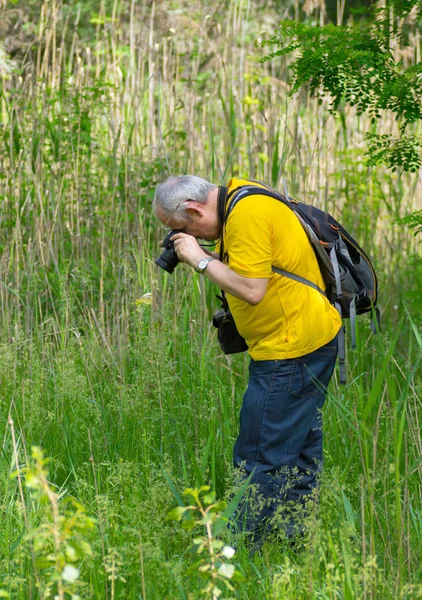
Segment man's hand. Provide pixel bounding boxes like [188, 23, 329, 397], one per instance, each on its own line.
[170, 232, 208, 268]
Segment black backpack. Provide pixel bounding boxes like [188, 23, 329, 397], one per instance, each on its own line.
[222, 180, 380, 384]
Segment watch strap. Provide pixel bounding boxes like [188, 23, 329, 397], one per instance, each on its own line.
[195, 256, 217, 273]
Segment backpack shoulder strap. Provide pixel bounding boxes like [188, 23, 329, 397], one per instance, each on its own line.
[271, 266, 327, 297]
[225, 185, 292, 223]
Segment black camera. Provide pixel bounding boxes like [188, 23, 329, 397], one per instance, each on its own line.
[213, 308, 248, 355]
[155, 229, 184, 274]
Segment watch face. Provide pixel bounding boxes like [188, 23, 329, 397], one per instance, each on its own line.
[198, 258, 208, 270]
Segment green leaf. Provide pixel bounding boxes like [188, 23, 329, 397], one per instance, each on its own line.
[203, 492, 216, 506]
[184, 487, 198, 499]
[208, 500, 227, 513]
[193, 537, 205, 545]
[341, 491, 356, 530]
[405, 308, 422, 350]
[192, 537, 206, 554]
[66, 539, 92, 560]
[167, 506, 190, 521]
[181, 518, 197, 531]
[161, 469, 185, 508]
[218, 563, 235, 579]
[213, 472, 253, 537]
[231, 570, 245, 582]
[65, 544, 78, 562]
[362, 326, 401, 419]
[35, 556, 52, 569]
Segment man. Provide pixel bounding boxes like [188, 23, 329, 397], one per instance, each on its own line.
[154, 175, 342, 546]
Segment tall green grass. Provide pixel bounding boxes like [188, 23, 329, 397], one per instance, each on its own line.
[0, 0, 421, 597]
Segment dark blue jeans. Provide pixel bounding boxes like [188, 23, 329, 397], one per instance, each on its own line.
[233, 337, 338, 543]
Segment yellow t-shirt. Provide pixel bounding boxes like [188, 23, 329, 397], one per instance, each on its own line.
[222, 178, 342, 360]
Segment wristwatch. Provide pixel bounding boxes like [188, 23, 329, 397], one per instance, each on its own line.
[195, 257, 217, 274]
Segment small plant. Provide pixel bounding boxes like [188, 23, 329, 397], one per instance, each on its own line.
[20, 447, 95, 600]
[168, 486, 242, 600]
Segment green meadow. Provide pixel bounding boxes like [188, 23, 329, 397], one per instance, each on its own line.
[0, 1, 421, 598]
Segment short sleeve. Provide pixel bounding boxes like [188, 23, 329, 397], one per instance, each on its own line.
[224, 211, 272, 278]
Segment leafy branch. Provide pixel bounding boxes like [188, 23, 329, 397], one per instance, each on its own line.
[261, 3, 422, 172]
[398, 210, 422, 238]
[168, 485, 243, 600]
[18, 447, 95, 600]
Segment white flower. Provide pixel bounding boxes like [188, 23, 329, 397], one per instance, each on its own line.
[62, 565, 80, 583]
[221, 545, 236, 559]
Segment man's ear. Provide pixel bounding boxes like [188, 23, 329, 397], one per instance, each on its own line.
[185, 201, 205, 217]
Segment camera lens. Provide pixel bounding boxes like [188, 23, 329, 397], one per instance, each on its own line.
[155, 248, 180, 274]
[155, 229, 184, 274]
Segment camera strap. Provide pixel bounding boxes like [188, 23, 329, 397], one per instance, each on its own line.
[217, 186, 228, 235]
[217, 185, 228, 262]
[217, 186, 229, 310]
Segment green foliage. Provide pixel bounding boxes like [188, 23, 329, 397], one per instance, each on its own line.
[263, 20, 422, 125]
[262, 3, 422, 172]
[398, 211, 422, 326]
[399, 209, 422, 238]
[168, 486, 242, 599]
[366, 133, 422, 172]
[22, 447, 95, 599]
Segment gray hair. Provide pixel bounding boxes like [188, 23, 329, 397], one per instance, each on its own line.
[153, 175, 216, 220]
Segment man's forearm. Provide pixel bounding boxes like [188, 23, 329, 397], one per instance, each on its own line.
[170, 232, 267, 305]
[202, 259, 267, 306]
[201, 248, 219, 259]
